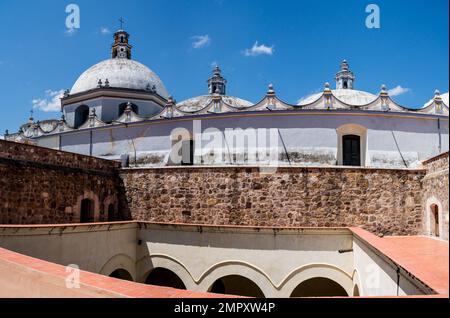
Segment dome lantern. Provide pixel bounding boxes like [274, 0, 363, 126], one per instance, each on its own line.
[111, 20, 132, 60]
[335, 60, 355, 90]
[207, 65, 227, 95]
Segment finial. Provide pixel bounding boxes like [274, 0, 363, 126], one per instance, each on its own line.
[63, 89, 70, 98]
[434, 89, 441, 96]
[267, 83, 275, 94]
[381, 84, 387, 93]
[119, 17, 125, 30]
[213, 65, 221, 76]
[97, 79, 103, 88]
[104, 79, 110, 88]
[28, 109, 34, 123]
[324, 82, 331, 91]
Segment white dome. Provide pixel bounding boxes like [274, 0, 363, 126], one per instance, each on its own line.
[298, 89, 377, 106]
[424, 92, 449, 108]
[71, 58, 169, 98]
[177, 95, 253, 112]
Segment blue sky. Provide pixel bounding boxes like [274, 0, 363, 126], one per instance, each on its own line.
[0, 0, 448, 133]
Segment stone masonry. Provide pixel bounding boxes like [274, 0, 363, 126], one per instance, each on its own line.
[0, 140, 128, 224]
[421, 152, 449, 240]
[120, 166, 426, 236]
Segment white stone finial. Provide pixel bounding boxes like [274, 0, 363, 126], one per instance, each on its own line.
[381, 84, 387, 93]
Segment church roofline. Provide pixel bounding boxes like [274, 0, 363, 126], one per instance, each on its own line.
[61, 86, 168, 108]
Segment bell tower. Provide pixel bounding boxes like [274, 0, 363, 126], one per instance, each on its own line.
[111, 18, 132, 59]
[207, 66, 227, 95]
[335, 60, 355, 90]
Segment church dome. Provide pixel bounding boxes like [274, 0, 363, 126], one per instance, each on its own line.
[298, 89, 378, 106]
[70, 58, 169, 97]
[177, 95, 253, 112]
[177, 65, 253, 112]
[424, 92, 449, 108]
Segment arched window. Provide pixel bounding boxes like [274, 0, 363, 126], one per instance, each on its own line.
[74, 105, 89, 129]
[290, 277, 348, 297]
[430, 204, 440, 237]
[145, 268, 186, 289]
[342, 135, 361, 166]
[109, 269, 133, 281]
[208, 275, 265, 298]
[343, 81, 348, 89]
[336, 124, 367, 167]
[80, 198, 94, 223]
[118, 103, 139, 117]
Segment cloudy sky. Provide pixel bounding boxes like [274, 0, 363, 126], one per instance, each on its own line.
[0, 0, 448, 133]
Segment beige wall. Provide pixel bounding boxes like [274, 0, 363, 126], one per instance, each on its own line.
[0, 223, 434, 297]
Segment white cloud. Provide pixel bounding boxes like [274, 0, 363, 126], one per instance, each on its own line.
[388, 85, 410, 96]
[191, 35, 211, 49]
[100, 27, 111, 35]
[244, 41, 274, 57]
[32, 89, 65, 112]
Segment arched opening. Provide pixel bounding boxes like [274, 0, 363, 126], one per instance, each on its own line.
[109, 269, 133, 281]
[353, 284, 360, 296]
[145, 268, 186, 289]
[74, 105, 89, 129]
[208, 275, 265, 298]
[430, 204, 440, 237]
[107, 204, 115, 221]
[290, 277, 348, 297]
[342, 134, 361, 166]
[343, 81, 348, 89]
[80, 198, 94, 223]
[118, 103, 139, 117]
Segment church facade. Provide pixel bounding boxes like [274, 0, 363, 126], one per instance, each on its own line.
[6, 29, 449, 169]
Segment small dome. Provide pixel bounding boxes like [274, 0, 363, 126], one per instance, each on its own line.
[177, 95, 253, 112]
[298, 89, 377, 106]
[424, 92, 449, 108]
[71, 58, 169, 97]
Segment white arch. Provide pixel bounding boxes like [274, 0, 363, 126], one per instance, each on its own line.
[351, 268, 362, 296]
[137, 254, 354, 297]
[336, 123, 369, 166]
[74, 190, 100, 222]
[280, 264, 354, 297]
[99, 253, 136, 282]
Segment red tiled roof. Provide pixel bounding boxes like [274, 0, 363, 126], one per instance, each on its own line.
[350, 228, 449, 296]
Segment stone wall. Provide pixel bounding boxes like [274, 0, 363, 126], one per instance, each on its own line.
[120, 166, 426, 236]
[421, 152, 449, 240]
[0, 140, 128, 224]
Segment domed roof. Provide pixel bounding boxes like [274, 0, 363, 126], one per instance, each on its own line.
[424, 92, 449, 108]
[70, 58, 169, 98]
[177, 95, 253, 112]
[298, 89, 377, 106]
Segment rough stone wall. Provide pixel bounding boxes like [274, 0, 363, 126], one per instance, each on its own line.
[120, 166, 425, 236]
[0, 140, 128, 224]
[421, 152, 449, 240]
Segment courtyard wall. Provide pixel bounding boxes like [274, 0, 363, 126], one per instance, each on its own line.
[0, 140, 128, 224]
[120, 166, 425, 236]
